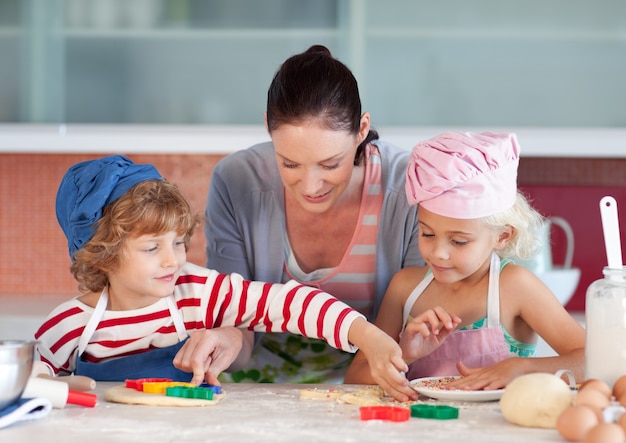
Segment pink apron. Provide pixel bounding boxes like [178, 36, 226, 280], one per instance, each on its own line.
[404, 253, 514, 380]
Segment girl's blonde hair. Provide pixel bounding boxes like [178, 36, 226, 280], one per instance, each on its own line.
[482, 192, 544, 261]
[70, 180, 201, 293]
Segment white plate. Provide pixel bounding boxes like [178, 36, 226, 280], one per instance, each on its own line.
[409, 376, 504, 402]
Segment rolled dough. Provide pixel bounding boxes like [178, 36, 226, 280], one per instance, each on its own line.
[336, 386, 385, 406]
[300, 385, 385, 406]
[299, 388, 345, 400]
[104, 385, 225, 407]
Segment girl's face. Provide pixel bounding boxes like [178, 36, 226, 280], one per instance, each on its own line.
[417, 207, 510, 284]
[270, 116, 369, 214]
[106, 230, 186, 310]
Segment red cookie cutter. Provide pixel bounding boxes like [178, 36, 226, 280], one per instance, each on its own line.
[359, 406, 410, 422]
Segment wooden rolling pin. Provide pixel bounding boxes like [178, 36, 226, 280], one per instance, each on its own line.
[37, 373, 97, 392]
[25, 377, 97, 408]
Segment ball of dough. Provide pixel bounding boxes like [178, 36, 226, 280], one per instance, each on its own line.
[500, 373, 574, 428]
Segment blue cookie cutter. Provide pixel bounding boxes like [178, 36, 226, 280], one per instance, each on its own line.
[198, 383, 222, 395]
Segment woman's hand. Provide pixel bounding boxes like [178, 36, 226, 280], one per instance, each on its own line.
[399, 307, 461, 363]
[173, 327, 248, 385]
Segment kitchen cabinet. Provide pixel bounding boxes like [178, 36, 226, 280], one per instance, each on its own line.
[0, 0, 625, 127]
[1, 0, 339, 124]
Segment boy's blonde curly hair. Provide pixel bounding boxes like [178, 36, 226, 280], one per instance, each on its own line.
[70, 180, 201, 293]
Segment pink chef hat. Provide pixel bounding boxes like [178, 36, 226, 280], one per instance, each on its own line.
[405, 131, 520, 219]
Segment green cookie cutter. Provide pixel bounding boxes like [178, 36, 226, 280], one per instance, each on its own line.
[165, 385, 215, 400]
[410, 404, 459, 420]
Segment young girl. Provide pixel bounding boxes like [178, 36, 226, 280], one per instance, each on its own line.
[36, 155, 415, 401]
[345, 131, 585, 391]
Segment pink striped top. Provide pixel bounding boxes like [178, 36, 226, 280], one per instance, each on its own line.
[284, 144, 383, 319]
[34, 262, 364, 375]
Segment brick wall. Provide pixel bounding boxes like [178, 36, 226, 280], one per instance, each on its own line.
[0, 153, 222, 297]
[2, 154, 625, 312]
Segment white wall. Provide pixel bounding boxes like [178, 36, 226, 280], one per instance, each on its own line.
[1, 124, 625, 157]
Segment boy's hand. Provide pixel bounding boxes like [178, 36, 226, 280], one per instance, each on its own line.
[173, 327, 244, 385]
[348, 318, 417, 402]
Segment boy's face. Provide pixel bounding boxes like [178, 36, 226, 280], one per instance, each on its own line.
[105, 230, 186, 310]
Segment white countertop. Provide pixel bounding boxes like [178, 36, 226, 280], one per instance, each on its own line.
[2, 382, 564, 442]
[0, 294, 72, 343]
[1, 124, 625, 157]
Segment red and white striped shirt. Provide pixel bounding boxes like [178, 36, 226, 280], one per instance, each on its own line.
[35, 262, 364, 375]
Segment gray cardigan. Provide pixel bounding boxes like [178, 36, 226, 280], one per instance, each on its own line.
[205, 140, 424, 320]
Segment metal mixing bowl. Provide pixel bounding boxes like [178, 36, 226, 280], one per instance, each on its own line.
[0, 340, 36, 410]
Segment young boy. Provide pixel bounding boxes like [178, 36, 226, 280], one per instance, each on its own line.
[36, 155, 416, 401]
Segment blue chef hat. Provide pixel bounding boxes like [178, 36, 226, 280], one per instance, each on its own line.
[56, 155, 163, 259]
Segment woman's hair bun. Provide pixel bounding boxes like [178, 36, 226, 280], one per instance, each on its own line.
[305, 44, 332, 57]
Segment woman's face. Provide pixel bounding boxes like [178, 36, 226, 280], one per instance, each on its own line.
[271, 116, 369, 214]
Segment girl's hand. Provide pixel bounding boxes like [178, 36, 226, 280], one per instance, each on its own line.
[446, 358, 527, 391]
[173, 327, 244, 385]
[399, 307, 461, 363]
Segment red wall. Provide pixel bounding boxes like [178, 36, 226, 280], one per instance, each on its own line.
[520, 185, 626, 311]
[1, 154, 625, 311]
[0, 153, 222, 297]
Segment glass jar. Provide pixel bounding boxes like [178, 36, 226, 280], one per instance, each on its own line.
[585, 267, 626, 387]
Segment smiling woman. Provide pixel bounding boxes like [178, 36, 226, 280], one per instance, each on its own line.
[205, 45, 425, 385]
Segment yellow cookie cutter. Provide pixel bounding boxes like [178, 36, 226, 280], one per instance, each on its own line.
[142, 381, 196, 394]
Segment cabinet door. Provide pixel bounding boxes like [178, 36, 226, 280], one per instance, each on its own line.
[1, 0, 625, 127]
[356, 1, 626, 127]
[3, 0, 340, 124]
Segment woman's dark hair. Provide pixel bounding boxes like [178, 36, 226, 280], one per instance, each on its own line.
[266, 45, 378, 165]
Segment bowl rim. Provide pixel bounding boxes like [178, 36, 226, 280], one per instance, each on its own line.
[0, 340, 38, 349]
